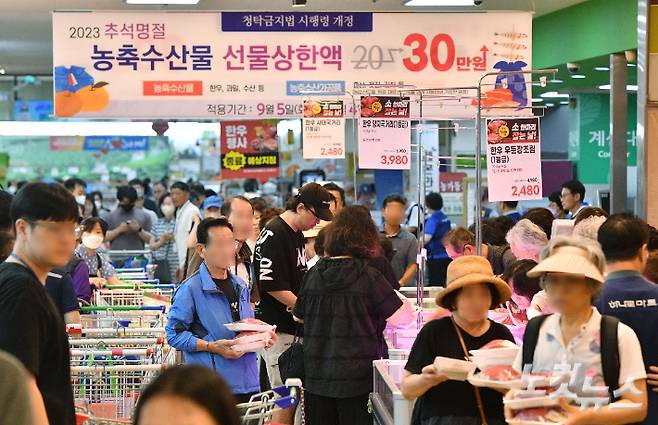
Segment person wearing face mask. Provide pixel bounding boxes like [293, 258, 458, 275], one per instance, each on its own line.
[148, 194, 178, 284]
[91, 191, 111, 215]
[104, 186, 153, 251]
[75, 217, 121, 288]
[82, 194, 98, 219]
[64, 177, 87, 218]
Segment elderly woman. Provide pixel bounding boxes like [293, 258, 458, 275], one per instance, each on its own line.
[506, 218, 548, 262]
[572, 215, 608, 242]
[401, 256, 514, 425]
[513, 236, 648, 425]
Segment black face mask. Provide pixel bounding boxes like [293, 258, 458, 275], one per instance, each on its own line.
[120, 203, 135, 212]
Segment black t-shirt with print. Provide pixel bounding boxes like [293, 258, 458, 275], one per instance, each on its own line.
[405, 317, 514, 422]
[0, 262, 75, 425]
[254, 216, 307, 335]
[213, 276, 240, 322]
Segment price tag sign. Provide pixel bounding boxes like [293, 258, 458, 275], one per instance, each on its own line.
[302, 100, 345, 159]
[486, 117, 543, 202]
[358, 96, 411, 169]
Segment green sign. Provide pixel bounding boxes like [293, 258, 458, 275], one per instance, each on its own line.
[568, 93, 637, 184]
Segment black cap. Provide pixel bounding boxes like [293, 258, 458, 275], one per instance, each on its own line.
[298, 183, 334, 221]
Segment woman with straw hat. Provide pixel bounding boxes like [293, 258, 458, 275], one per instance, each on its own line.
[511, 236, 648, 425]
[401, 255, 514, 425]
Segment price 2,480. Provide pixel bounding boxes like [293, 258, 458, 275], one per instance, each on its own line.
[511, 184, 541, 197]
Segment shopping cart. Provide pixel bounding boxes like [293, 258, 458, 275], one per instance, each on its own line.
[78, 305, 167, 330]
[93, 284, 174, 307]
[237, 379, 304, 425]
[108, 250, 155, 276]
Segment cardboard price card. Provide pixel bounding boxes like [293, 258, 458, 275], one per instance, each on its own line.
[485, 117, 543, 202]
[358, 96, 411, 170]
[302, 100, 345, 159]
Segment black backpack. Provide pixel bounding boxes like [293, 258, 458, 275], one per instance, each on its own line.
[522, 314, 621, 402]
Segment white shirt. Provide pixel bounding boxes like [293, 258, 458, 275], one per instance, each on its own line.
[306, 255, 320, 269]
[513, 307, 646, 397]
[527, 290, 553, 319]
[175, 201, 200, 266]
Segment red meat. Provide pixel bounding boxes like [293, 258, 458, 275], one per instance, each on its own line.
[480, 365, 520, 381]
[514, 407, 551, 421]
[479, 339, 517, 350]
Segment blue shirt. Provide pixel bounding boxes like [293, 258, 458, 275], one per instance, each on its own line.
[166, 263, 259, 395]
[424, 210, 451, 259]
[504, 211, 522, 223]
[596, 270, 658, 425]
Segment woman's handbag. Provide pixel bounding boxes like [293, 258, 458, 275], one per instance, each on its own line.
[278, 326, 304, 382]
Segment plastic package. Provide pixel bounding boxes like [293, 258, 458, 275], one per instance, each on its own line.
[507, 406, 567, 424]
[232, 332, 272, 353]
[224, 318, 276, 333]
[467, 367, 524, 390]
[433, 356, 476, 381]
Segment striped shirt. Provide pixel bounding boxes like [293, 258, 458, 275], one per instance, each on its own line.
[151, 218, 179, 282]
[75, 244, 116, 279]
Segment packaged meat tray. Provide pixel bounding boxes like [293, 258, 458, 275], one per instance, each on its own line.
[224, 318, 276, 333]
[507, 406, 567, 424]
[504, 389, 561, 410]
[231, 331, 272, 353]
[467, 366, 525, 390]
[433, 356, 476, 381]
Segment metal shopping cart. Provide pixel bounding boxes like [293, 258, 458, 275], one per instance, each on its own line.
[237, 379, 304, 425]
[70, 304, 175, 424]
[93, 283, 174, 307]
[108, 250, 155, 277]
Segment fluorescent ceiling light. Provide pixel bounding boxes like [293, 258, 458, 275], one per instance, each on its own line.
[627, 63, 637, 67]
[550, 79, 564, 84]
[531, 98, 544, 103]
[598, 84, 638, 91]
[545, 103, 555, 107]
[531, 82, 541, 87]
[571, 74, 586, 79]
[540, 91, 569, 99]
[403, 0, 476, 5]
[126, 0, 200, 4]
[594, 66, 610, 71]
[560, 101, 569, 105]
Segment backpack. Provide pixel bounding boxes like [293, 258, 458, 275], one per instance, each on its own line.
[522, 314, 620, 402]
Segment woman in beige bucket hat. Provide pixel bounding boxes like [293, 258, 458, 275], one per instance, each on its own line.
[401, 255, 513, 425]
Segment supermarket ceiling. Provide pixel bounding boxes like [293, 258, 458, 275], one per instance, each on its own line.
[0, 0, 588, 75]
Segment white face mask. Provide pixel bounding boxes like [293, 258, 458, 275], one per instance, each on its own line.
[75, 195, 87, 206]
[161, 204, 175, 217]
[82, 233, 104, 250]
[94, 200, 102, 210]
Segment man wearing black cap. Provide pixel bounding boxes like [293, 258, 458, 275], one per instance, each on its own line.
[254, 182, 333, 424]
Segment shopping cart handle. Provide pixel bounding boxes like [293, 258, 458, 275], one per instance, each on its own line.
[272, 395, 299, 410]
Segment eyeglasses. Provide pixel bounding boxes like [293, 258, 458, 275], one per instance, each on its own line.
[560, 192, 572, 199]
[305, 207, 320, 220]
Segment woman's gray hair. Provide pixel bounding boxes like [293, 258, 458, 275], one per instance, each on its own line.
[572, 215, 607, 242]
[506, 219, 548, 259]
[538, 236, 606, 297]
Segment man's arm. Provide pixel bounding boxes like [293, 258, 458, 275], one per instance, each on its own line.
[63, 310, 81, 325]
[268, 290, 297, 309]
[105, 222, 127, 242]
[399, 263, 418, 286]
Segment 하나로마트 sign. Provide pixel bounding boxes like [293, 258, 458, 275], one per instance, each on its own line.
[485, 117, 543, 202]
[220, 121, 279, 181]
[52, 12, 532, 119]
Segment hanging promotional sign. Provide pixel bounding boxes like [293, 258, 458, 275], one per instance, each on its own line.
[358, 96, 411, 170]
[220, 120, 279, 180]
[302, 100, 345, 159]
[420, 123, 440, 194]
[485, 117, 542, 202]
[52, 11, 532, 119]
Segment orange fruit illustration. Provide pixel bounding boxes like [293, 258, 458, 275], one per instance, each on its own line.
[78, 82, 110, 112]
[55, 90, 83, 117]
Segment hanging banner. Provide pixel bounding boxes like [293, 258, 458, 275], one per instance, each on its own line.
[302, 100, 345, 159]
[358, 96, 411, 170]
[440, 172, 467, 216]
[220, 120, 279, 181]
[486, 117, 542, 202]
[52, 12, 532, 119]
[420, 123, 440, 194]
